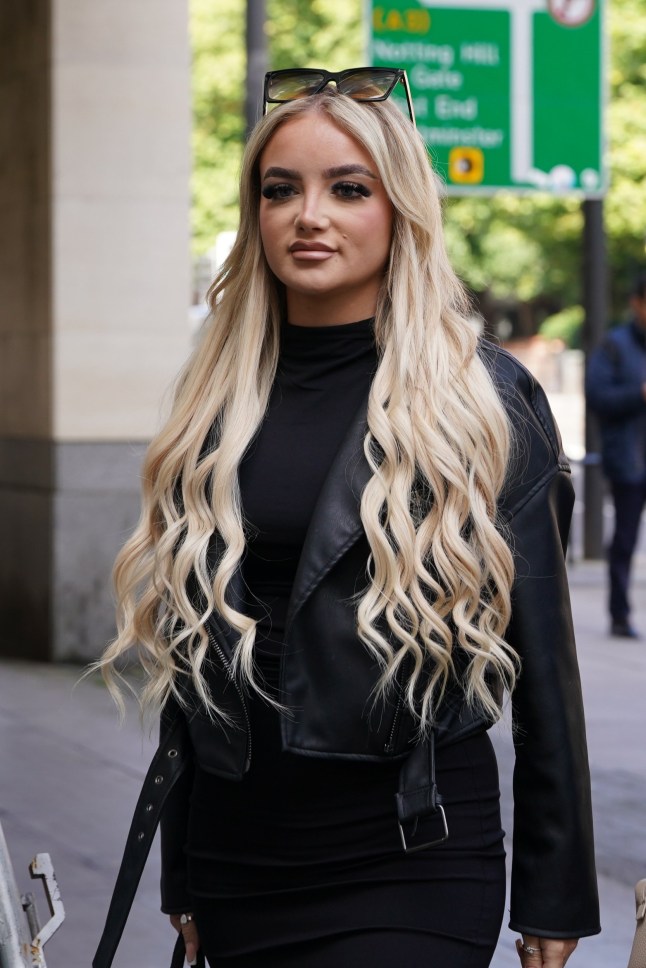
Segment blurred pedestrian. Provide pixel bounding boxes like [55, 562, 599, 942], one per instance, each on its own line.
[587, 273, 646, 639]
[94, 69, 599, 968]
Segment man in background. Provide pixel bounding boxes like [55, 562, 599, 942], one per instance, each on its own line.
[586, 274, 646, 638]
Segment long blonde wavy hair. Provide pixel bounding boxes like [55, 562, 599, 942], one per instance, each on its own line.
[99, 90, 518, 728]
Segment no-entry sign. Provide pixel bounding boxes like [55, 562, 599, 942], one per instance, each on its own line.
[370, 0, 604, 195]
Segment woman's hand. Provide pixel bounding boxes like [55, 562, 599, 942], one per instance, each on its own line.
[170, 913, 200, 966]
[516, 936, 578, 967]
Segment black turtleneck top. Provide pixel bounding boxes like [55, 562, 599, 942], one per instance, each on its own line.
[238, 317, 378, 664]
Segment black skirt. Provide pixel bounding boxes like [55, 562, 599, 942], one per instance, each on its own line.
[185, 658, 506, 967]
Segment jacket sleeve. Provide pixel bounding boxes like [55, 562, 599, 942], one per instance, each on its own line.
[504, 469, 600, 938]
[159, 696, 194, 915]
[586, 338, 645, 418]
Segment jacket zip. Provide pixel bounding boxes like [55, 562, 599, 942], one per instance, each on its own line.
[206, 628, 252, 770]
[383, 654, 412, 754]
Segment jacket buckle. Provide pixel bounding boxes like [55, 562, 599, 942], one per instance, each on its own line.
[398, 802, 449, 853]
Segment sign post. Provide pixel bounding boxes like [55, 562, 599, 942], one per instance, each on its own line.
[370, 0, 604, 195]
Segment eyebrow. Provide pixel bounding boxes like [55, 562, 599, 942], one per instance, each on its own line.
[262, 164, 378, 181]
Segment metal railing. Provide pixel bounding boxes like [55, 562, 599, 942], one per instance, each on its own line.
[0, 822, 64, 967]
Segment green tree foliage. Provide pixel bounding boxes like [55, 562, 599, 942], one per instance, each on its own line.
[605, 0, 646, 307]
[266, 0, 363, 71]
[191, 0, 646, 322]
[444, 193, 582, 307]
[191, 0, 246, 252]
[539, 305, 584, 348]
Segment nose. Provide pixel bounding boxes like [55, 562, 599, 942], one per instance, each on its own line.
[295, 190, 330, 232]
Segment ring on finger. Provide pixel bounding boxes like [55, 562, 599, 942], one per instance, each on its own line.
[522, 943, 540, 955]
[180, 913, 194, 926]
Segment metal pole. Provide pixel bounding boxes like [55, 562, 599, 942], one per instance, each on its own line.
[582, 198, 606, 560]
[245, 0, 267, 138]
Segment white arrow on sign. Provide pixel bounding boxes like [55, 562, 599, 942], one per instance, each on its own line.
[417, 0, 548, 185]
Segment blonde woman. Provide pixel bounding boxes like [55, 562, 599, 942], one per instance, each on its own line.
[94, 70, 599, 968]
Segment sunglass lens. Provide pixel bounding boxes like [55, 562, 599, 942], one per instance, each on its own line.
[338, 70, 398, 100]
[266, 71, 326, 101]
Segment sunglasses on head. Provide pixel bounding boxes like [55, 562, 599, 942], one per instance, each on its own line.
[263, 67, 416, 127]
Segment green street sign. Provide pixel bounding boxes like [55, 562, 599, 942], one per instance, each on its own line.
[369, 0, 605, 195]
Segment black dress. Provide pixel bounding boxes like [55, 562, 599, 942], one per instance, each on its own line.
[186, 319, 506, 967]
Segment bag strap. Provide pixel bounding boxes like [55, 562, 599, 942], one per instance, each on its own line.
[93, 714, 190, 968]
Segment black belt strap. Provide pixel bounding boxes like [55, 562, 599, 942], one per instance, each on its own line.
[93, 714, 190, 968]
[395, 731, 449, 852]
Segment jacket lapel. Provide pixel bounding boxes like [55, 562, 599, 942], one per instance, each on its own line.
[286, 393, 372, 628]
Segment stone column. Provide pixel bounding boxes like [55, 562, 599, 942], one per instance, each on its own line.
[0, 1, 192, 660]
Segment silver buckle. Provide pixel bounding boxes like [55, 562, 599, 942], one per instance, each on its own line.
[398, 803, 449, 853]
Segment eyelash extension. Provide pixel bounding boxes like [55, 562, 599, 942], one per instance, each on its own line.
[261, 184, 294, 200]
[261, 181, 373, 201]
[333, 181, 371, 198]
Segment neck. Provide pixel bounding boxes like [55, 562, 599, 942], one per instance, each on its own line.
[286, 291, 379, 328]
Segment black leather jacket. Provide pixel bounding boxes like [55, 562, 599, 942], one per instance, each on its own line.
[161, 342, 600, 939]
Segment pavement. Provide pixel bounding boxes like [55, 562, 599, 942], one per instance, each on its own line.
[1, 555, 645, 968]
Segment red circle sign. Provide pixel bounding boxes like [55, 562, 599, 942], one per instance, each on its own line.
[548, 0, 596, 27]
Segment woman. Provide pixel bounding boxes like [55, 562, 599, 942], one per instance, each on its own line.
[95, 69, 599, 968]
